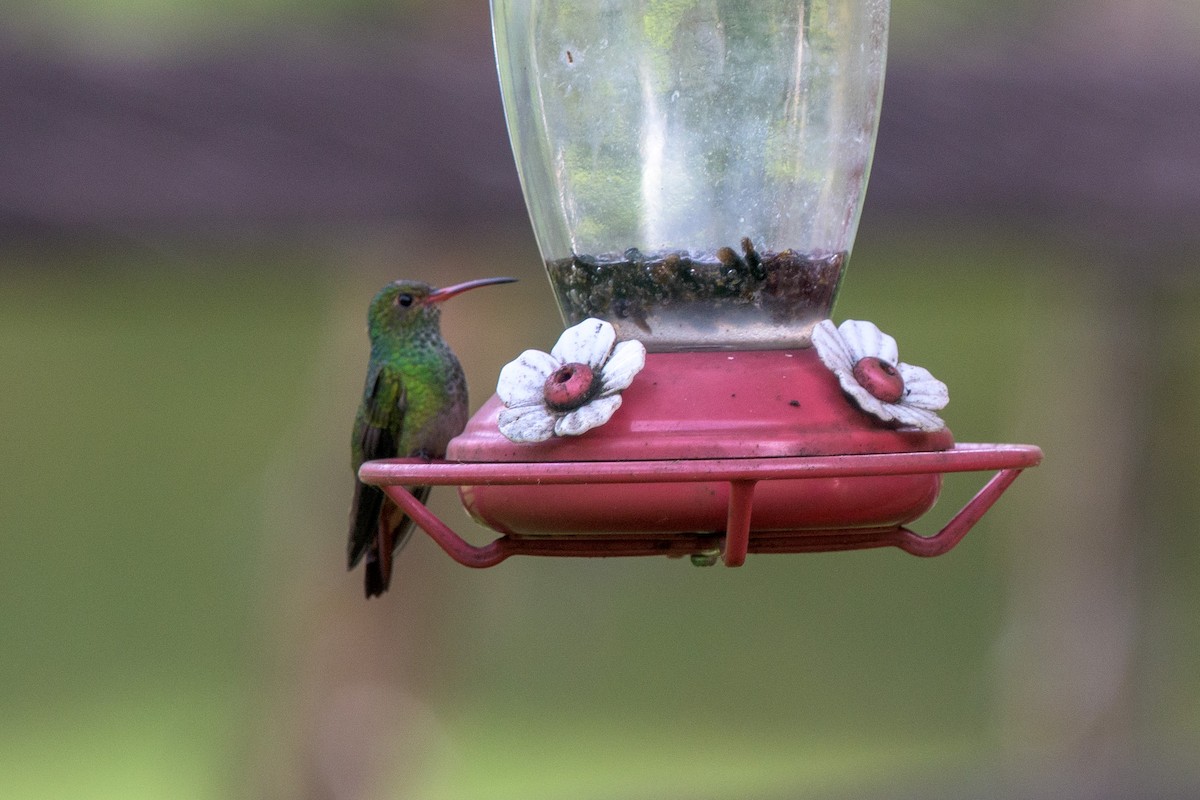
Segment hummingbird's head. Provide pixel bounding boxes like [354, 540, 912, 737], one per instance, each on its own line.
[367, 277, 517, 342]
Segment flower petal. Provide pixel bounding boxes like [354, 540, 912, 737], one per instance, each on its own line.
[551, 318, 616, 370]
[839, 379, 891, 421]
[884, 403, 946, 432]
[598, 340, 646, 395]
[810, 319, 854, 374]
[555, 394, 623, 437]
[813, 321, 873, 400]
[838, 319, 898, 365]
[498, 404, 558, 443]
[897, 363, 949, 411]
[497, 349, 559, 408]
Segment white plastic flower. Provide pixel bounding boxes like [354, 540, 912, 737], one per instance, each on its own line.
[497, 318, 647, 443]
[811, 319, 949, 432]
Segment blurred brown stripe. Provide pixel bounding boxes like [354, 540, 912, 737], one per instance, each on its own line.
[0, 35, 1196, 249]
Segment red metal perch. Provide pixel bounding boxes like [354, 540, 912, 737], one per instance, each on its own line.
[358, 443, 1042, 568]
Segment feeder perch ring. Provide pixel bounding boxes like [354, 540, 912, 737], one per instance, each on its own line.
[358, 443, 1042, 568]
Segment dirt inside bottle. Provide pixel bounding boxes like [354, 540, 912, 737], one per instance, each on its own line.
[547, 238, 845, 351]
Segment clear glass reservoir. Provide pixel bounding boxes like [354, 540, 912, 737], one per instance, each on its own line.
[492, 0, 890, 351]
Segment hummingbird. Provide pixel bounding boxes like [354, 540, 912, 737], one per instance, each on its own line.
[348, 276, 516, 597]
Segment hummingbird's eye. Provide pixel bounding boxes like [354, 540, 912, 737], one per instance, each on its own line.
[396, 293, 414, 308]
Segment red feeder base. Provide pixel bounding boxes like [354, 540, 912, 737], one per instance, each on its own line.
[357, 349, 1042, 567]
[449, 349, 954, 538]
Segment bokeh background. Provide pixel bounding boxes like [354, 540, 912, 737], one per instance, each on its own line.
[2, 1, 1199, 798]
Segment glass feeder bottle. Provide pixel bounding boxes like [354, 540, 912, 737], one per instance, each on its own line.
[493, 0, 891, 350]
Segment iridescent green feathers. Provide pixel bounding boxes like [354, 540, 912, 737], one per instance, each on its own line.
[348, 277, 515, 597]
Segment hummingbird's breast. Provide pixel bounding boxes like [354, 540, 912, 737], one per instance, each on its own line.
[398, 350, 469, 457]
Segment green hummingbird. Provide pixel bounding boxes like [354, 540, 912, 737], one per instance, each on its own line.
[348, 276, 516, 597]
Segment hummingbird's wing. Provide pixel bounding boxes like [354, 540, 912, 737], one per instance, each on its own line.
[347, 363, 430, 597]
[347, 363, 403, 571]
[347, 425, 395, 569]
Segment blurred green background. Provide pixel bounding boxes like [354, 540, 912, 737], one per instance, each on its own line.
[2, 1, 1199, 799]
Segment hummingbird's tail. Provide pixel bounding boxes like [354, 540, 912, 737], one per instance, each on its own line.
[347, 479, 385, 569]
[349, 481, 428, 598]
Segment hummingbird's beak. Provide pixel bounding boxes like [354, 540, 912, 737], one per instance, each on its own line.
[425, 276, 518, 304]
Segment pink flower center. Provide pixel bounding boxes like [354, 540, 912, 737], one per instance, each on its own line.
[852, 357, 905, 404]
[544, 362, 600, 411]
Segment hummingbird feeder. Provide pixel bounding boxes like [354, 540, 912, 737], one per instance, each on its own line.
[359, 0, 1041, 567]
